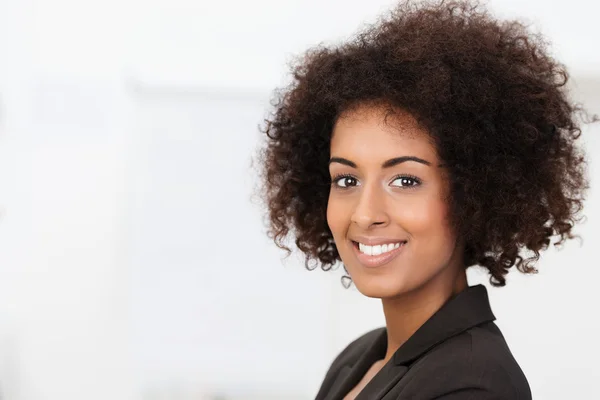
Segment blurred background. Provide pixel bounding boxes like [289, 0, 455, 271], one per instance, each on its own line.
[0, 0, 598, 399]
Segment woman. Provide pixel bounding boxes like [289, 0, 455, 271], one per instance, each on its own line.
[257, 0, 595, 399]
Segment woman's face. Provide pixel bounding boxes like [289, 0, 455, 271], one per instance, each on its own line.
[327, 104, 464, 299]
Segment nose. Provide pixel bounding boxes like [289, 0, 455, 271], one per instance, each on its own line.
[350, 183, 390, 229]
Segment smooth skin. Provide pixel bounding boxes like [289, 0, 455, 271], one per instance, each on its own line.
[326, 103, 468, 399]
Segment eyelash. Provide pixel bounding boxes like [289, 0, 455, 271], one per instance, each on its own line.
[330, 173, 422, 189]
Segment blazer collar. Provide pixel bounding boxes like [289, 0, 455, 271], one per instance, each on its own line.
[393, 284, 496, 365]
[323, 284, 496, 400]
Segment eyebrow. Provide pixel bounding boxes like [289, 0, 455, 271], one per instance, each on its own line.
[328, 156, 432, 168]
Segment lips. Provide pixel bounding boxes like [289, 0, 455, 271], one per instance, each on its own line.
[351, 240, 407, 268]
[357, 241, 404, 256]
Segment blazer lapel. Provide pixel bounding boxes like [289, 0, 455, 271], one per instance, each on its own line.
[393, 284, 496, 366]
[322, 365, 353, 400]
[323, 329, 388, 400]
[355, 362, 408, 400]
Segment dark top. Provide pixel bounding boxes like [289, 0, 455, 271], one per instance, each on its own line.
[314, 285, 531, 400]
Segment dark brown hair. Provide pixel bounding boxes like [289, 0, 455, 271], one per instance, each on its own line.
[257, 0, 596, 286]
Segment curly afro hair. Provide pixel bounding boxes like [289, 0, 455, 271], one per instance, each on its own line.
[257, 0, 596, 286]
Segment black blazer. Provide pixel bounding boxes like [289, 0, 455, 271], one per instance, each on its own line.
[315, 285, 531, 400]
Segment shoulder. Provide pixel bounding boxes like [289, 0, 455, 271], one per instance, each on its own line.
[402, 322, 531, 400]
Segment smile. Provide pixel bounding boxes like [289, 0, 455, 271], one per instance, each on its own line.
[351, 240, 407, 268]
[357, 241, 404, 255]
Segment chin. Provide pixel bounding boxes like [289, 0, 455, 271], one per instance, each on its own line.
[351, 275, 411, 299]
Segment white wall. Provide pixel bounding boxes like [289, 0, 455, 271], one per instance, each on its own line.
[0, 0, 598, 399]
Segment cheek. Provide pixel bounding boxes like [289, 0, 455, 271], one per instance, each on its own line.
[396, 197, 454, 240]
[326, 194, 347, 237]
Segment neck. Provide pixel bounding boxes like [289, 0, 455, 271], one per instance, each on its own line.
[380, 266, 468, 363]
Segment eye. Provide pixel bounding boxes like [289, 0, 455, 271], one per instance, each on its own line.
[332, 174, 360, 188]
[391, 174, 421, 188]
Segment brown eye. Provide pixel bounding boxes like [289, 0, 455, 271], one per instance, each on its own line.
[333, 175, 359, 188]
[391, 175, 421, 188]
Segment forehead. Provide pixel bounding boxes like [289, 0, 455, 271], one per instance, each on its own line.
[331, 104, 438, 161]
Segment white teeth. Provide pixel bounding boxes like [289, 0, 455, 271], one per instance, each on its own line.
[358, 243, 370, 255]
[357, 241, 404, 255]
